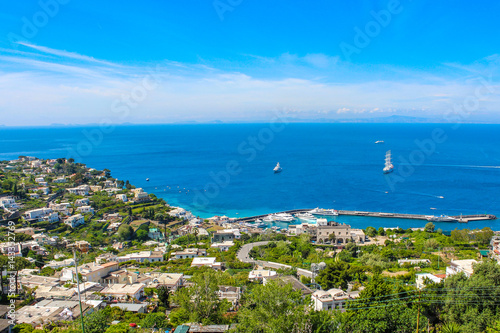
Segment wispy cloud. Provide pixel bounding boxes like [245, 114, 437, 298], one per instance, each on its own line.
[0, 43, 499, 126]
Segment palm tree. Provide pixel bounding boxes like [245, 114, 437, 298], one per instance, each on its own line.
[440, 322, 463, 333]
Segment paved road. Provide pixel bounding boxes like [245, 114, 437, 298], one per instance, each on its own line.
[237, 241, 270, 263]
[237, 241, 313, 278]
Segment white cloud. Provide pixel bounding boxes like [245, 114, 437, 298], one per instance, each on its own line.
[0, 44, 499, 126]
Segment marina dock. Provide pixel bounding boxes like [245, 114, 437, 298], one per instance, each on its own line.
[235, 209, 497, 223]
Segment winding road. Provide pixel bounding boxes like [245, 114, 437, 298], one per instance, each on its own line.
[237, 241, 313, 278]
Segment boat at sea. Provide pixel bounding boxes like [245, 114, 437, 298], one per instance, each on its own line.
[295, 212, 316, 221]
[383, 150, 394, 174]
[273, 162, 282, 173]
[309, 208, 339, 216]
[273, 162, 283, 173]
[427, 215, 458, 222]
[375, 140, 384, 144]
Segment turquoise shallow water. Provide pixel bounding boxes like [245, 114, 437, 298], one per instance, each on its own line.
[1, 123, 499, 231]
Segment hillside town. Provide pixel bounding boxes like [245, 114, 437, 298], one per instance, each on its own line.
[1, 157, 499, 333]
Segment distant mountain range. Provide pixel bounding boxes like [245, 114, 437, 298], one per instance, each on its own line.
[2, 115, 499, 128]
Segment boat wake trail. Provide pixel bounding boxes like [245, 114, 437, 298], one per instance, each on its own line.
[404, 163, 500, 170]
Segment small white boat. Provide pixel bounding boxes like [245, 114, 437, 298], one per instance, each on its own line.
[309, 208, 339, 216]
[383, 150, 394, 174]
[375, 140, 385, 144]
[146, 178, 150, 181]
[273, 162, 282, 173]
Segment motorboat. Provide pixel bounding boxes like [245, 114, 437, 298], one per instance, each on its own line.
[295, 212, 316, 221]
[427, 215, 457, 222]
[309, 208, 339, 216]
[272, 213, 294, 222]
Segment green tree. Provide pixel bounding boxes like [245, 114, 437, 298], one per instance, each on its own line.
[235, 280, 311, 333]
[172, 270, 231, 325]
[157, 285, 170, 308]
[136, 229, 149, 241]
[425, 222, 435, 233]
[316, 261, 351, 290]
[84, 308, 110, 333]
[440, 322, 463, 333]
[341, 275, 422, 333]
[139, 312, 168, 329]
[117, 225, 134, 240]
[104, 322, 130, 333]
[12, 323, 34, 333]
[365, 226, 377, 237]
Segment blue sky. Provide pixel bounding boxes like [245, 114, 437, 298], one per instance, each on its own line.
[0, 0, 499, 125]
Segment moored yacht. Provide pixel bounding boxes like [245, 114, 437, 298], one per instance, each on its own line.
[427, 215, 457, 222]
[272, 213, 294, 222]
[295, 212, 316, 221]
[309, 208, 339, 216]
[263, 215, 275, 222]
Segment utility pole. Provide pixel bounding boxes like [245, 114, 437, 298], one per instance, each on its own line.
[416, 289, 421, 333]
[73, 249, 86, 333]
[438, 247, 440, 270]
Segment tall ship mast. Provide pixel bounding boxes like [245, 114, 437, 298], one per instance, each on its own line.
[273, 162, 282, 173]
[383, 150, 394, 174]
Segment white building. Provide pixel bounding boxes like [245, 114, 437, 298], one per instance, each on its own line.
[133, 188, 149, 202]
[38, 187, 50, 195]
[311, 288, 355, 311]
[67, 185, 90, 196]
[398, 259, 431, 266]
[248, 269, 277, 281]
[446, 259, 477, 278]
[50, 202, 71, 215]
[191, 257, 222, 270]
[171, 248, 207, 259]
[148, 273, 184, 291]
[61, 261, 119, 283]
[101, 283, 145, 300]
[77, 205, 94, 214]
[116, 251, 164, 263]
[415, 273, 444, 289]
[53, 177, 67, 183]
[211, 241, 235, 252]
[24, 208, 59, 223]
[116, 194, 128, 202]
[75, 198, 90, 207]
[65, 214, 85, 228]
[0, 196, 19, 210]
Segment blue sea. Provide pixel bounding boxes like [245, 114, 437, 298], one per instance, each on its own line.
[1, 123, 499, 231]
